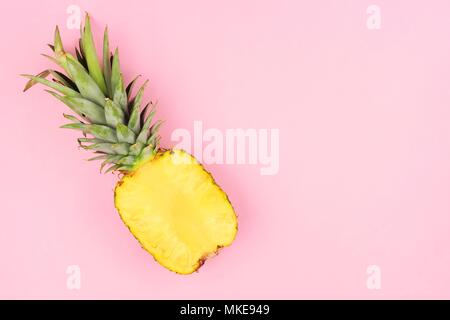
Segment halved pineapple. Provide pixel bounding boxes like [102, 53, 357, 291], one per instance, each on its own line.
[23, 14, 238, 274]
[115, 149, 238, 274]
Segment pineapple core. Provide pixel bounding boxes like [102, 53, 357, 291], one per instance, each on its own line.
[114, 149, 238, 274]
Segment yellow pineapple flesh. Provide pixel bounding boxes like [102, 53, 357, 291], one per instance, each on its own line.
[115, 149, 238, 274]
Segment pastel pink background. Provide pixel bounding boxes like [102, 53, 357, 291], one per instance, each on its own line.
[1, 0, 450, 299]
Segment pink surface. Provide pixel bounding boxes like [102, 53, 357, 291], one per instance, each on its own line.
[2, 0, 450, 299]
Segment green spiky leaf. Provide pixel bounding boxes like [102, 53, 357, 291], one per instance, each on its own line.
[53, 26, 70, 72]
[83, 142, 115, 153]
[129, 142, 144, 156]
[62, 123, 117, 143]
[87, 154, 108, 161]
[104, 163, 121, 173]
[117, 165, 134, 171]
[126, 75, 141, 98]
[127, 81, 148, 135]
[82, 14, 107, 94]
[136, 107, 156, 143]
[88, 124, 118, 142]
[63, 113, 83, 123]
[138, 145, 156, 162]
[22, 70, 50, 91]
[75, 47, 88, 69]
[103, 27, 112, 97]
[118, 155, 136, 165]
[100, 155, 123, 172]
[128, 110, 140, 134]
[110, 143, 129, 155]
[83, 143, 128, 156]
[21, 74, 80, 97]
[116, 123, 136, 144]
[110, 48, 126, 110]
[54, 26, 64, 56]
[65, 54, 105, 106]
[47, 91, 106, 124]
[113, 74, 127, 111]
[78, 137, 105, 144]
[48, 70, 77, 89]
[130, 80, 148, 112]
[104, 98, 125, 127]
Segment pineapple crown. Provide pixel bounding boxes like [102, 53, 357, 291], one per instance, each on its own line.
[22, 14, 161, 173]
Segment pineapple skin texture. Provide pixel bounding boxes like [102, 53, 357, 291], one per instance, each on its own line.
[114, 149, 238, 274]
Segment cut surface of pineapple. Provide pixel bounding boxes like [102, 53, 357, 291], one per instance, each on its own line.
[115, 149, 238, 274]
